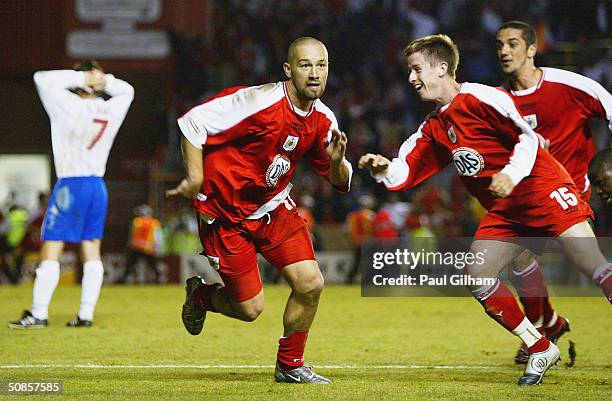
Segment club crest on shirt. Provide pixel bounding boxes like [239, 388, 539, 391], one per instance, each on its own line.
[447, 126, 457, 143]
[266, 154, 291, 187]
[452, 147, 485, 177]
[283, 135, 299, 151]
[523, 114, 538, 129]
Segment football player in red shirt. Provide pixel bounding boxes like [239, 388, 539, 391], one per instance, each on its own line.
[359, 34, 611, 386]
[167, 37, 351, 384]
[496, 20, 611, 364]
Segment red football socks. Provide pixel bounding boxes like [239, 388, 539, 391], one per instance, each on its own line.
[510, 262, 553, 326]
[527, 336, 550, 353]
[472, 279, 526, 331]
[277, 331, 308, 371]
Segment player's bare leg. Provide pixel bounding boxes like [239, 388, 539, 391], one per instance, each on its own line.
[273, 260, 330, 384]
[66, 240, 104, 327]
[183, 275, 265, 335]
[510, 249, 570, 364]
[556, 221, 611, 303]
[467, 240, 560, 385]
[211, 288, 265, 321]
[8, 241, 64, 329]
[279, 260, 324, 335]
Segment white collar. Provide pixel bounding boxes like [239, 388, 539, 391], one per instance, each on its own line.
[283, 81, 315, 117]
[510, 68, 545, 96]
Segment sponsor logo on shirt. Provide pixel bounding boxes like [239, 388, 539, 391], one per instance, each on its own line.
[452, 147, 485, 177]
[266, 154, 291, 187]
[283, 135, 299, 151]
[523, 114, 538, 129]
[447, 126, 457, 143]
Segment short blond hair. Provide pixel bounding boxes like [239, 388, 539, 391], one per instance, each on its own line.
[403, 34, 460, 78]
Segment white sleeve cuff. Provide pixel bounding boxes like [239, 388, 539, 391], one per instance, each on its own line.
[342, 158, 353, 190]
[499, 164, 526, 186]
[177, 116, 207, 148]
[373, 158, 409, 189]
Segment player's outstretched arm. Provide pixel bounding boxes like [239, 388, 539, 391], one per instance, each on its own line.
[358, 153, 391, 176]
[166, 137, 203, 199]
[325, 128, 351, 188]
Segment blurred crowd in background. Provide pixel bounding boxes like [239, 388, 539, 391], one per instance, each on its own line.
[1, 0, 610, 283]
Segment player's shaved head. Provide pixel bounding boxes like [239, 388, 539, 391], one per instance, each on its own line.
[287, 37, 328, 64]
[589, 149, 612, 176]
[589, 149, 612, 204]
[283, 37, 329, 107]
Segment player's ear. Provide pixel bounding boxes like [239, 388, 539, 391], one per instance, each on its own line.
[283, 62, 291, 79]
[438, 61, 448, 77]
[527, 43, 537, 58]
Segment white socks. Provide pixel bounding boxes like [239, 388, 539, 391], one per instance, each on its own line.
[31, 260, 61, 320]
[512, 317, 543, 348]
[31, 260, 104, 321]
[79, 260, 104, 321]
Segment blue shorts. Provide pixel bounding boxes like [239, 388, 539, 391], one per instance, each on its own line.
[42, 176, 108, 243]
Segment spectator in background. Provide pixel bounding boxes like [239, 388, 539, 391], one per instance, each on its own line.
[166, 207, 202, 255]
[345, 194, 376, 284]
[4, 205, 29, 255]
[380, 192, 412, 233]
[0, 204, 28, 284]
[371, 206, 399, 240]
[296, 194, 321, 251]
[117, 205, 163, 284]
[4, 192, 48, 284]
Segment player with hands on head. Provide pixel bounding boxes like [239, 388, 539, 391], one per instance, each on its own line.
[9, 60, 134, 329]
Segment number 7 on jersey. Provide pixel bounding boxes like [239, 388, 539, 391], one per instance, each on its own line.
[87, 118, 108, 149]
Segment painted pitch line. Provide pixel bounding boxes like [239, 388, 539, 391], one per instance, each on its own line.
[0, 364, 599, 370]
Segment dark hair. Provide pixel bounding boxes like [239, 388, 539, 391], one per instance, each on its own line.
[70, 60, 109, 99]
[73, 59, 104, 73]
[497, 21, 537, 47]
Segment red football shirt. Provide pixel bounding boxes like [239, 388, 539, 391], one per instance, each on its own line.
[178, 82, 352, 223]
[502, 67, 611, 194]
[375, 82, 587, 217]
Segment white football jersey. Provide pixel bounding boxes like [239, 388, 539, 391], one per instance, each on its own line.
[34, 70, 134, 178]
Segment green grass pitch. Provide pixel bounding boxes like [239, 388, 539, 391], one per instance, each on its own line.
[1, 284, 610, 400]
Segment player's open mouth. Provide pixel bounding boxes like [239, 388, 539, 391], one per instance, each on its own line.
[414, 84, 423, 91]
[307, 82, 320, 87]
[501, 59, 512, 66]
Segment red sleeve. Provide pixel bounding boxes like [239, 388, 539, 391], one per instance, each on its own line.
[569, 85, 609, 121]
[380, 119, 451, 191]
